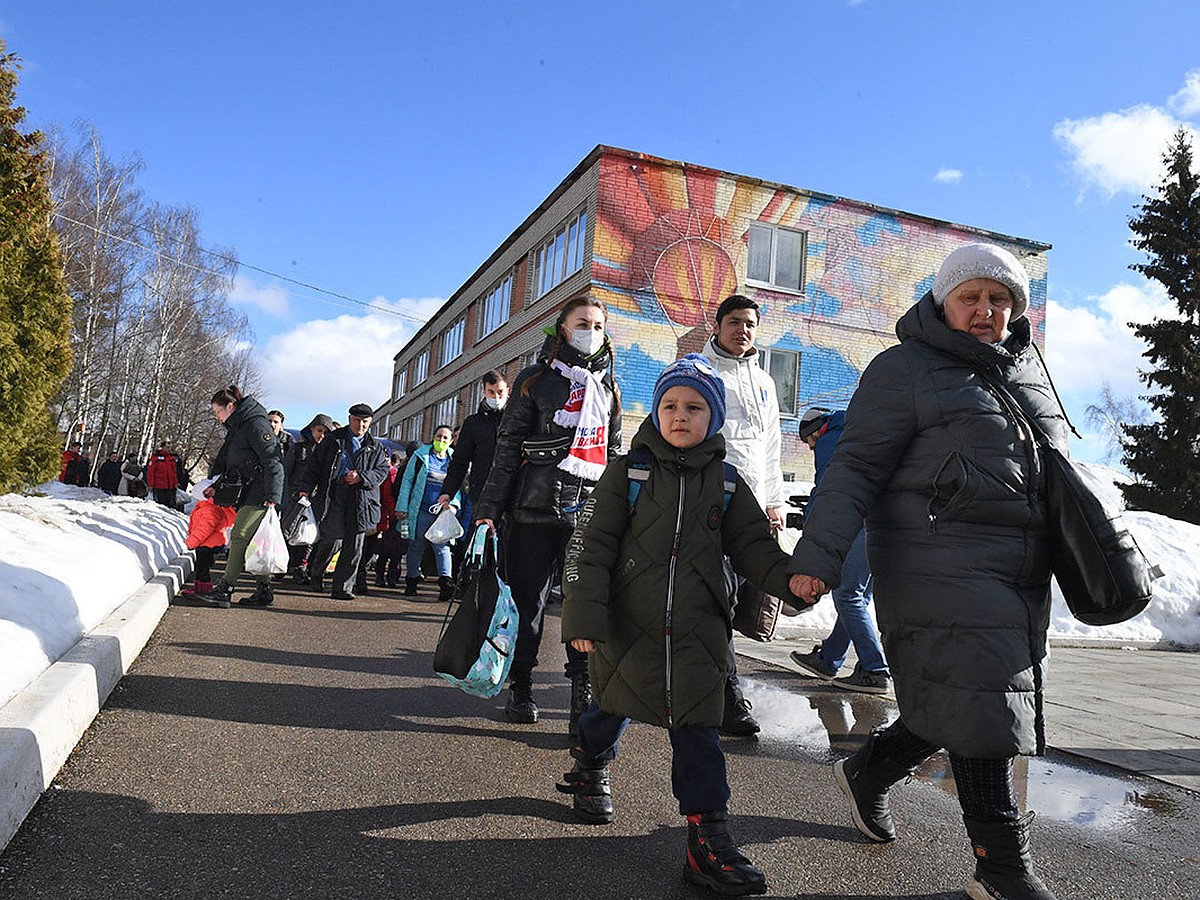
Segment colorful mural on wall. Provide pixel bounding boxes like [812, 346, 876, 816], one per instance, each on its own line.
[588, 150, 1048, 480]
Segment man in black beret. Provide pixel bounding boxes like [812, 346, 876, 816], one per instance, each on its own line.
[296, 403, 390, 600]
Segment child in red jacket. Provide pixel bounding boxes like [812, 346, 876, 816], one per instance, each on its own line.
[179, 485, 238, 598]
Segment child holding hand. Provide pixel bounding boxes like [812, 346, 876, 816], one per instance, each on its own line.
[178, 481, 237, 600]
[558, 354, 803, 897]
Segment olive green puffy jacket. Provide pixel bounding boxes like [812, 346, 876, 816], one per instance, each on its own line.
[562, 417, 793, 728]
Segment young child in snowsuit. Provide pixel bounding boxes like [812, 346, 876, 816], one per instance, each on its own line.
[179, 483, 238, 599]
[558, 354, 800, 897]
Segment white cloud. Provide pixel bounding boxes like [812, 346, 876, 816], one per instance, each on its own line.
[1045, 280, 1174, 397]
[255, 297, 443, 422]
[229, 275, 291, 318]
[1168, 70, 1200, 117]
[1046, 280, 1180, 465]
[1052, 105, 1186, 197]
[933, 167, 963, 184]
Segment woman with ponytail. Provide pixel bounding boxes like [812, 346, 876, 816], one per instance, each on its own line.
[476, 295, 622, 732]
[187, 385, 285, 609]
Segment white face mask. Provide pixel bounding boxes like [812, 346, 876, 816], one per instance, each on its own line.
[483, 396, 506, 410]
[568, 327, 605, 357]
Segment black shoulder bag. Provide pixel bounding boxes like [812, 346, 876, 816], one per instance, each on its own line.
[982, 374, 1156, 626]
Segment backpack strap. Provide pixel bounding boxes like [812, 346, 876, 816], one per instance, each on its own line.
[626, 446, 652, 513]
[721, 462, 738, 512]
[626, 447, 737, 514]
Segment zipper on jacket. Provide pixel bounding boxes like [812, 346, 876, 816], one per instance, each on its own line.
[663, 470, 685, 728]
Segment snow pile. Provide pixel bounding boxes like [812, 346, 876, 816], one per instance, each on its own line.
[777, 462, 1200, 649]
[0, 483, 187, 708]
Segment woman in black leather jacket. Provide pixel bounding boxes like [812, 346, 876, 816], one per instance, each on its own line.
[476, 295, 622, 732]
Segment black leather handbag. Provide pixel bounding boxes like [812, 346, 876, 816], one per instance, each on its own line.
[211, 472, 250, 508]
[984, 376, 1156, 626]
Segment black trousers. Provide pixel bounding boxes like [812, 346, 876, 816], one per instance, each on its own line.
[872, 718, 1020, 822]
[505, 522, 587, 682]
[194, 545, 217, 582]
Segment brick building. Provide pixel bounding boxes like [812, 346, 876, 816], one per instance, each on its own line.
[375, 145, 1050, 483]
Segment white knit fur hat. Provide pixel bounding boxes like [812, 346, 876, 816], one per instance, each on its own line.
[932, 243, 1030, 321]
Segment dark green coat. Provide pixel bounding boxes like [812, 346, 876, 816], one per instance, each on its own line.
[789, 294, 1069, 758]
[562, 417, 794, 728]
[209, 396, 284, 507]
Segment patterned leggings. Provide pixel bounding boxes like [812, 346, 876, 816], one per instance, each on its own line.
[872, 718, 1020, 822]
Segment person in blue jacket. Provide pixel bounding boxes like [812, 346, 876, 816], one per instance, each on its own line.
[789, 408, 891, 694]
[395, 424, 462, 601]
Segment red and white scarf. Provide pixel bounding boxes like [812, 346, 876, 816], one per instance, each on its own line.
[550, 359, 609, 481]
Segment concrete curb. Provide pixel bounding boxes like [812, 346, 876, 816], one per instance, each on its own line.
[0, 553, 191, 850]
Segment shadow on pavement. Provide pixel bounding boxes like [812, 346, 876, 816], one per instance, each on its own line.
[0, 790, 850, 900]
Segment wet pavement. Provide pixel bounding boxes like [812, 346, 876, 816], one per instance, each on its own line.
[739, 632, 1200, 793]
[0, 575, 1196, 899]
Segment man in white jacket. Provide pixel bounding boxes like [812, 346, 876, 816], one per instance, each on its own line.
[702, 294, 786, 736]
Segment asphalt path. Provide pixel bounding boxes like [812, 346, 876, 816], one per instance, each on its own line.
[0, 576, 1196, 899]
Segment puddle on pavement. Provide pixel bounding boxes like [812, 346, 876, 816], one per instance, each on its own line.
[740, 675, 1185, 830]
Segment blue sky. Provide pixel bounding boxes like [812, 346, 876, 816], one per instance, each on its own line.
[3, 2, 1199, 465]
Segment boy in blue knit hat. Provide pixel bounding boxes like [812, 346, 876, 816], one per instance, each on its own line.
[558, 353, 804, 897]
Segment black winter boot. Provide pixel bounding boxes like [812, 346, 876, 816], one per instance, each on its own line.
[237, 581, 274, 607]
[832, 729, 915, 842]
[964, 813, 1057, 900]
[719, 679, 760, 738]
[568, 672, 593, 737]
[404, 578, 420, 597]
[437, 575, 456, 603]
[555, 747, 613, 824]
[683, 811, 767, 896]
[187, 579, 233, 609]
[505, 677, 538, 724]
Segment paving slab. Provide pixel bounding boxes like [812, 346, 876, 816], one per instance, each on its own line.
[737, 636, 1200, 792]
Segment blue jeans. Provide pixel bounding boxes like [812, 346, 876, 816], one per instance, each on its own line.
[577, 705, 730, 815]
[406, 505, 453, 578]
[817, 528, 888, 674]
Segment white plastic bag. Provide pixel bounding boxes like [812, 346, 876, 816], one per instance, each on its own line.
[288, 502, 319, 546]
[424, 504, 464, 544]
[245, 506, 289, 575]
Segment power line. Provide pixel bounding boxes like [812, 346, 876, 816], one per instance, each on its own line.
[51, 210, 434, 325]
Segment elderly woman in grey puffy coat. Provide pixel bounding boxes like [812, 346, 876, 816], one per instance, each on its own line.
[788, 243, 1066, 900]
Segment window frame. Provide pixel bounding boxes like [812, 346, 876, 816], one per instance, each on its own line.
[533, 207, 588, 301]
[758, 347, 801, 418]
[406, 410, 425, 442]
[413, 349, 430, 387]
[393, 368, 407, 401]
[746, 223, 807, 294]
[477, 274, 513, 341]
[433, 394, 459, 430]
[441, 317, 466, 367]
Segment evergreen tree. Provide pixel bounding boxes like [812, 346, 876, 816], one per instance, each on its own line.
[1120, 128, 1200, 522]
[0, 42, 73, 493]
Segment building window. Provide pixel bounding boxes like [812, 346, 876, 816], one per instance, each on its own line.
[433, 395, 459, 429]
[467, 378, 484, 412]
[534, 207, 588, 299]
[406, 410, 425, 442]
[759, 348, 800, 417]
[413, 350, 430, 386]
[747, 223, 806, 292]
[441, 318, 465, 367]
[393, 368, 407, 401]
[478, 275, 513, 340]
[390, 422, 402, 440]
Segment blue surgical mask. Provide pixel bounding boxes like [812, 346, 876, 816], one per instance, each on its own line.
[484, 396, 506, 410]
